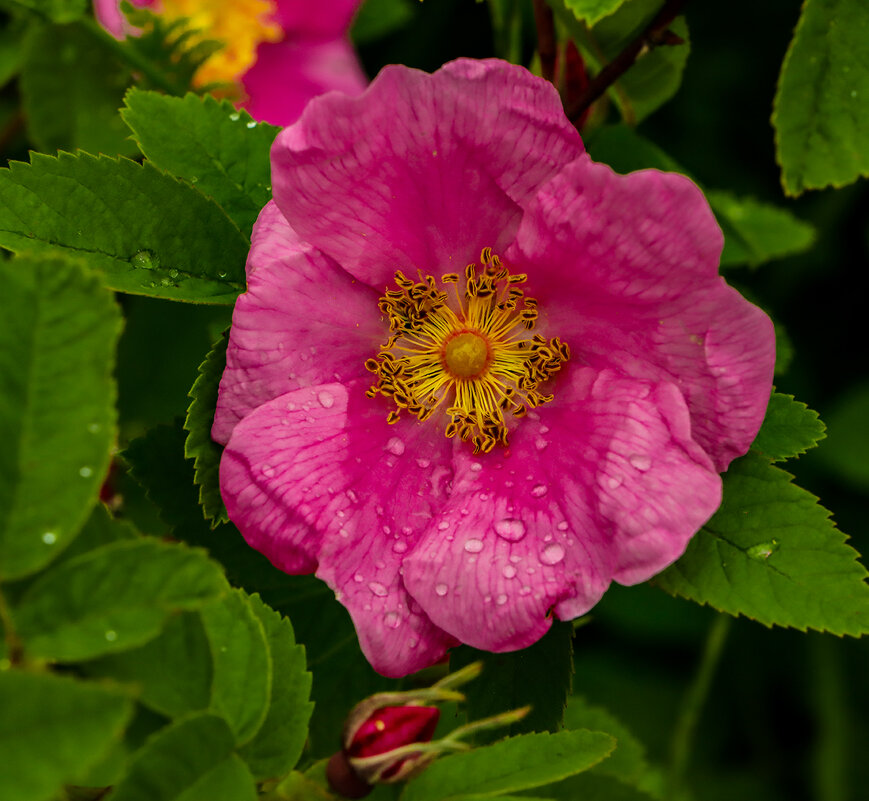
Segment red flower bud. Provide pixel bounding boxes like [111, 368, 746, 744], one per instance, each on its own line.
[347, 705, 440, 763]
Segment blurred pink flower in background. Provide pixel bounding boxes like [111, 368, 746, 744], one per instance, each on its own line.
[213, 59, 776, 677]
[93, 0, 367, 126]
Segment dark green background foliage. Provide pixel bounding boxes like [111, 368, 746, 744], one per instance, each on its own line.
[1, 1, 868, 800]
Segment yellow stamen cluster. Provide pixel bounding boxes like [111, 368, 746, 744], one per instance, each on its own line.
[159, 0, 282, 90]
[365, 249, 570, 454]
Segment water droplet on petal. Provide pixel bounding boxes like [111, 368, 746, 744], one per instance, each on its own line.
[435, 583, 449, 596]
[534, 437, 548, 451]
[104, 630, 117, 642]
[556, 521, 569, 531]
[607, 475, 624, 489]
[384, 611, 401, 628]
[469, 462, 483, 472]
[353, 573, 364, 583]
[437, 520, 450, 531]
[464, 538, 484, 553]
[540, 543, 566, 565]
[385, 436, 405, 456]
[261, 464, 275, 478]
[79, 466, 93, 478]
[629, 454, 651, 472]
[503, 564, 517, 579]
[317, 390, 334, 409]
[42, 531, 57, 544]
[531, 484, 548, 498]
[494, 518, 526, 542]
[416, 457, 430, 469]
[369, 581, 388, 597]
[393, 540, 408, 554]
[347, 489, 359, 504]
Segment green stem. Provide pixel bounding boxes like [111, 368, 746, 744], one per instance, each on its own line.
[810, 637, 848, 801]
[77, 17, 187, 96]
[668, 614, 731, 795]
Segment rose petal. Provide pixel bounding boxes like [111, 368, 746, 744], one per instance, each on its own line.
[271, 58, 584, 288]
[221, 382, 458, 676]
[403, 368, 721, 651]
[512, 159, 775, 471]
[213, 202, 382, 444]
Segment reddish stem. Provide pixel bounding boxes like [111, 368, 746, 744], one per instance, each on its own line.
[533, 0, 557, 85]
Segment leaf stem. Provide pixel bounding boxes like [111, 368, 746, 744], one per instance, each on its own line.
[532, 0, 556, 84]
[77, 17, 188, 97]
[565, 0, 689, 125]
[668, 613, 731, 794]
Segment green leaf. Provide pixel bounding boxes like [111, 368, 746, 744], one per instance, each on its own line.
[238, 594, 313, 779]
[185, 332, 229, 524]
[450, 620, 573, 740]
[200, 588, 272, 746]
[400, 730, 615, 801]
[122, 90, 278, 237]
[109, 713, 257, 801]
[0, 18, 25, 89]
[20, 22, 136, 156]
[709, 191, 817, 268]
[84, 611, 214, 719]
[0, 255, 120, 580]
[14, 538, 227, 661]
[560, 0, 632, 26]
[586, 126, 817, 268]
[553, 0, 690, 123]
[535, 774, 657, 801]
[0, 0, 86, 23]
[352, 0, 416, 43]
[656, 452, 869, 635]
[752, 393, 826, 462]
[48, 503, 139, 569]
[772, 0, 869, 195]
[0, 152, 247, 304]
[815, 380, 869, 492]
[0, 670, 133, 801]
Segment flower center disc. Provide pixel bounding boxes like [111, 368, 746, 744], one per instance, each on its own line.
[365, 248, 569, 454]
[443, 332, 490, 379]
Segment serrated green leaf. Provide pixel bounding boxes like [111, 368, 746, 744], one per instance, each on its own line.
[84, 611, 214, 719]
[122, 90, 278, 237]
[753, 392, 826, 462]
[238, 594, 313, 779]
[352, 0, 416, 43]
[0, 152, 247, 304]
[0, 670, 133, 801]
[773, 0, 869, 195]
[0, 255, 120, 580]
[109, 713, 257, 801]
[450, 621, 573, 740]
[586, 126, 817, 268]
[13, 538, 227, 661]
[20, 22, 136, 156]
[656, 452, 869, 635]
[0, 0, 86, 22]
[560, 0, 633, 26]
[185, 332, 229, 524]
[200, 588, 272, 746]
[552, 0, 690, 123]
[400, 730, 615, 801]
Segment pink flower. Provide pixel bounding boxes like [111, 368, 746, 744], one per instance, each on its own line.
[93, 0, 366, 126]
[214, 59, 776, 677]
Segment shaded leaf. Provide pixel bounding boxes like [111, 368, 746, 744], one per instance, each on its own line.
[0, 0, 86, 22]
[450, 620, 573, 740]
[752, 392, 826, 462]
[184, 332, 230, 524]
[815, 380, 869, 492]
[14, 538, 227, 661]
[20, 22, 135, 156]
[352, 0, 416, 43]
[109, 713, 257, 801]
[656, 452, 869, 635]
[560, 0, 631, 25]
[0, 255, 120, 580]
[0, 152, 247, 304]
[400, 729, 615, 801]
[0, 670, 133, 801]
[773, 0, 869, 195]
[122, 90, 278, 237]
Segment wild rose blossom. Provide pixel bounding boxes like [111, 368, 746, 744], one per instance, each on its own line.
[93, 0, 366, 126]
[213, 59, 776, 677]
